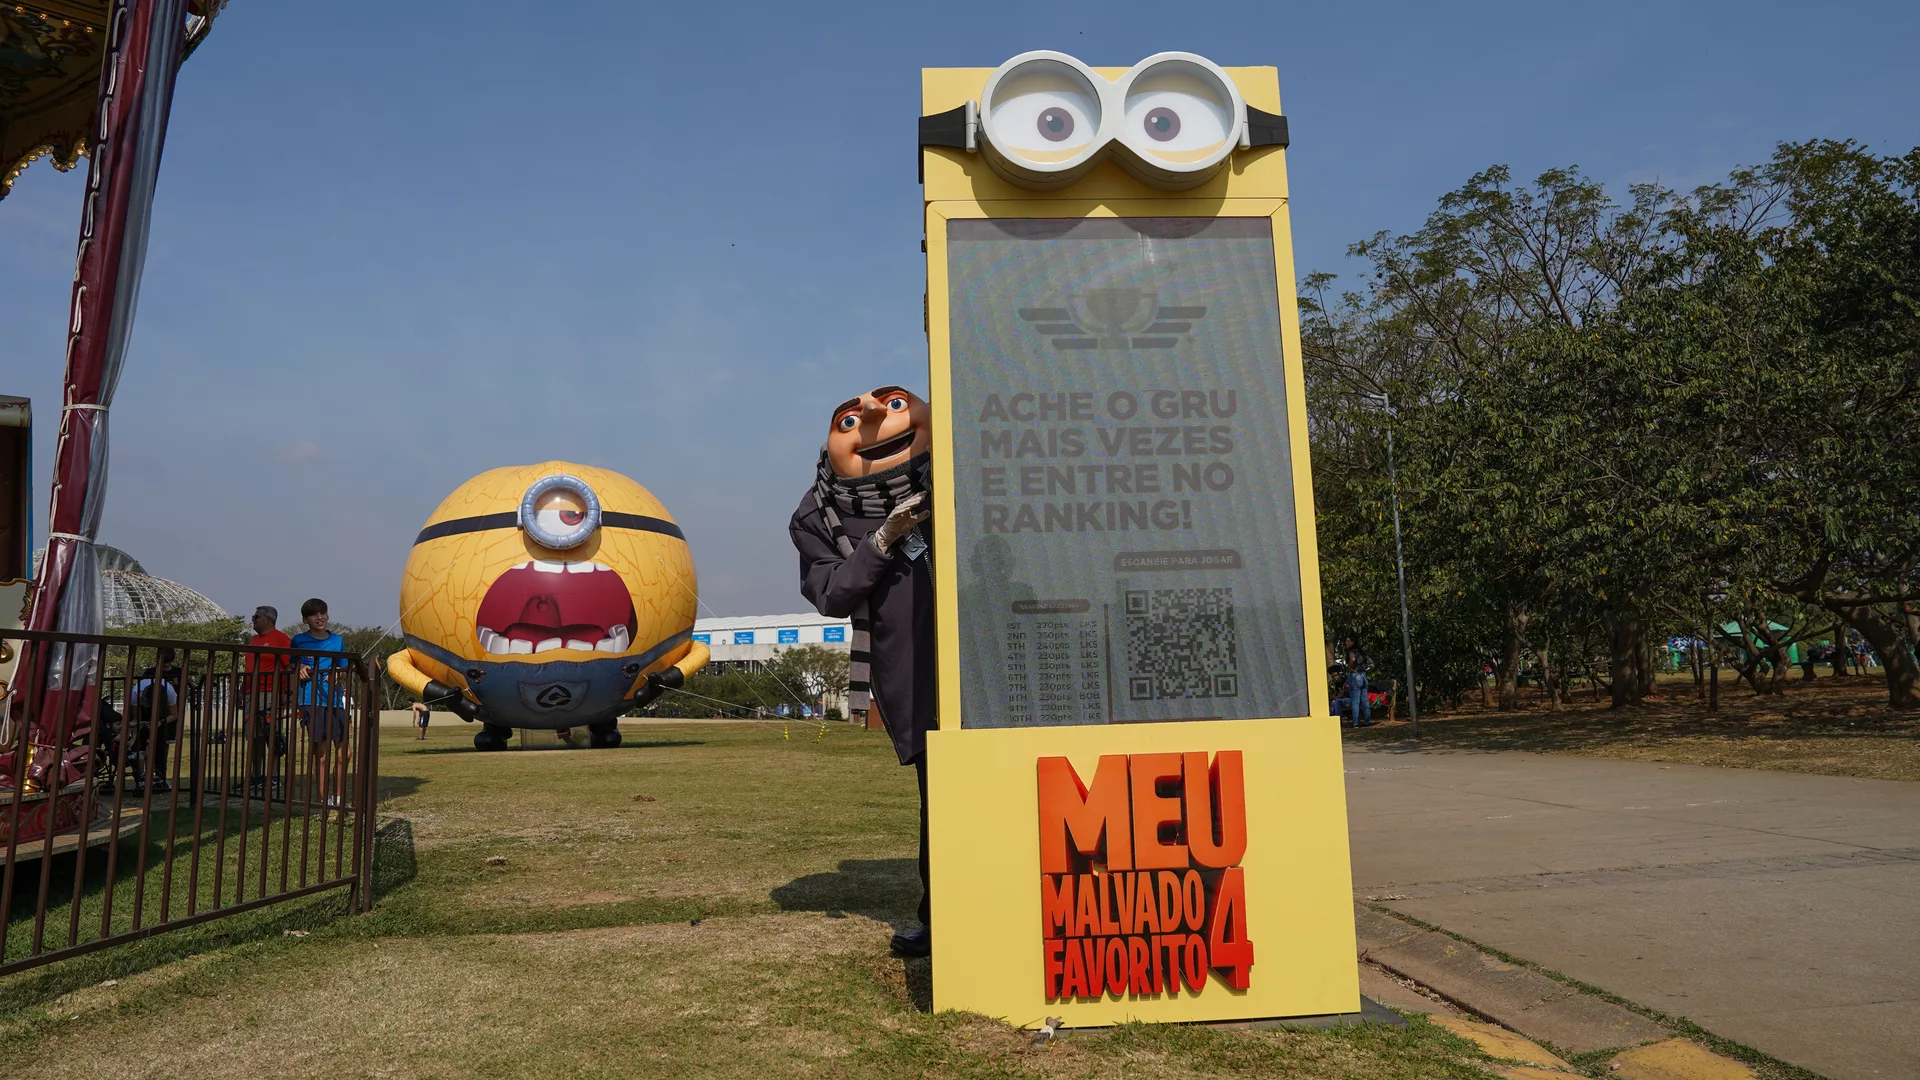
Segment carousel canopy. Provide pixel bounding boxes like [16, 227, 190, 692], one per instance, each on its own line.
[0, 1, 221, 199]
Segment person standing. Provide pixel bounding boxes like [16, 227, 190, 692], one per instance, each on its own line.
[410, 700, 431, 740]
[291, 598, 350, 810]
[790, 385, 934, 958]
[1343, 636, 1372, 727]
[243, 605, 292, 797]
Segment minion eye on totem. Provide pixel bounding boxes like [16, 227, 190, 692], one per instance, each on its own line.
[919, 51, 1289, 191]
[386, 462, 709, 750]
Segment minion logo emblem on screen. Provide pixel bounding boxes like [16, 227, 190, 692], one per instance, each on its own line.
[1019, 291, 1209, 350]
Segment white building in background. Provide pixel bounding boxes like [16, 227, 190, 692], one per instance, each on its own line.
[692, 611, 851, 671]
[690, 611, 854, 719]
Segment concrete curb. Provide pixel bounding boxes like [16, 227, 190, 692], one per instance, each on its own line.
[1355, 903, 1669, 1053]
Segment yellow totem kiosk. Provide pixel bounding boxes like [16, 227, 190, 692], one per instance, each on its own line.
[920, 52, 1356, 1026]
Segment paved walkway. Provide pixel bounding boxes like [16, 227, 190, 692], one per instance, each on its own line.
[1345, 744, 1920, 1080]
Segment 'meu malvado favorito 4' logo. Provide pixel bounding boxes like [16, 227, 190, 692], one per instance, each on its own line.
[1038, 751, 1254, 1001]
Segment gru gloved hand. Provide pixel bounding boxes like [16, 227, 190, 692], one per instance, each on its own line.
[632, 666, 685, 708]
[423, 680, 482, 723]
[871, 492, 930, 555]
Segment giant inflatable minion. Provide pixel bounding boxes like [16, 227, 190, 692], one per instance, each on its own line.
[387, 462, 709, 750]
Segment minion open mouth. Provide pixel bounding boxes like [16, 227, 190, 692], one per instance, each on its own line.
[856, 430, 917, 461]
[474, 561, 637, 656]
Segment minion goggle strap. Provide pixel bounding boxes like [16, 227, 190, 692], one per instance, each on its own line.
[412, 474, 685, 547]
[918, 50, 1289, 191]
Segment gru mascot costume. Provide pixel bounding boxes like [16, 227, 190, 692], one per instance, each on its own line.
[789, 384, 935, 958]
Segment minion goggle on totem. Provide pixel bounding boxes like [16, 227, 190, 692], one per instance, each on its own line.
[919, 51, 1290, 191]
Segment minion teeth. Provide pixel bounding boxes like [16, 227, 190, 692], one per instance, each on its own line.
[473, 558, 637, 656]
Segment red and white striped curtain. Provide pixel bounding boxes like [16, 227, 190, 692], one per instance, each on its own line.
[15, 0, 188, 786]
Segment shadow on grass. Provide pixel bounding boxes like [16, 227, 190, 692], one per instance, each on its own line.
[400, 739, 707, 756]
[901, 955, 932, 1013]
[6, 802, 361, 954]
[0, 798, 396, 1021]
[0, 887, 346, 1019]
[378, 775, 429, 801]
[771, 858, 918, 920]
[610, 740, 707, 750]
[777, 860, 934, 1015]
[371, 817, 417, 900]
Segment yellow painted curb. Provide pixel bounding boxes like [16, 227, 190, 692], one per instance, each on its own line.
[1493, 1065, 1576, 1080]
[1609, 1038, 1759, 1080]
[1430, 1016, 1571, 1069]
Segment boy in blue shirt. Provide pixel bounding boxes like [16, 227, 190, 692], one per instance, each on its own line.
[291, 598, 350, 810]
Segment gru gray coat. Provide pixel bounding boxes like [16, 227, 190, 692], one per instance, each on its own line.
[789, 491, 935, 765]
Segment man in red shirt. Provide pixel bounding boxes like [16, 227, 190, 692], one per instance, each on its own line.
[243, 605, 292, 797]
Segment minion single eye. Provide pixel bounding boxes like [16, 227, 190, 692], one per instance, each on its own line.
[1143, 107, 1180, 141]
[986, 73, 1098, 155]
[1113, 53, 1244, 189]
[1125, 84, 1228, 152]
[1036, 107, 1075, 142]
[519, 474, 602, 550]
[977, 51, 1107, 189]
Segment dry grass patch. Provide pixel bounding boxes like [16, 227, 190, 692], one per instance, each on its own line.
[2, 913, 1497, 1080]
[1351, 674, 1920, 781]
[2, 913, 879, 1079]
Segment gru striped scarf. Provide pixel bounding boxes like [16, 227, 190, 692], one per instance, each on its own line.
[811, 448, 932, 720]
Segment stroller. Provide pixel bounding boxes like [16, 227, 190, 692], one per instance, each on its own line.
[1328, 663, 1391, 726]
[115, 670, 181, 793]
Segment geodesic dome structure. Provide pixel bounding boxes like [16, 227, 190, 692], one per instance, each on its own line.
[31, 544, 228, 628]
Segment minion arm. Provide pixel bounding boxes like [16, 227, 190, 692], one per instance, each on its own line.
[633, 639, 710, 709]
[386, 651, 482, 722]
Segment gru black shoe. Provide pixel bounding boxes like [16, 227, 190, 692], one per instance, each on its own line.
[890, 927, 931, 958]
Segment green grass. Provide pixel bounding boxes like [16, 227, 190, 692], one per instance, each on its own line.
[0, 797, 357, 958]
[0, 722, 1503, 1079]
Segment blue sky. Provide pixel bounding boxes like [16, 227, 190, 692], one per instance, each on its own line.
[2, 1, 1914, 627]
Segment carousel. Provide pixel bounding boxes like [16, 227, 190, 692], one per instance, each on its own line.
[1, 0, 227, 859]
[2, 2, 221, 198]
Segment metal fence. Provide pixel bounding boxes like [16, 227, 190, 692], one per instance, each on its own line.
[0, 627, 379, 976]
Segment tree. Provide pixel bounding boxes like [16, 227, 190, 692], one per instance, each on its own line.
[1308, 166, 1678, 709]
[1304, 141, 1920, 712]
[764, 644, 851, 717]
[1630, 142, 1920, 707]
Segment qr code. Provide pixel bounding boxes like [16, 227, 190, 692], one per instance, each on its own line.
[1125, 588, 1239, 700]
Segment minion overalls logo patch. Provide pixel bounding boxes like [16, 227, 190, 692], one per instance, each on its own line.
[1037, 751, 1254, 1000]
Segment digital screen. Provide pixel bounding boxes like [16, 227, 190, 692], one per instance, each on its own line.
[947, 217, 1309, 727]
